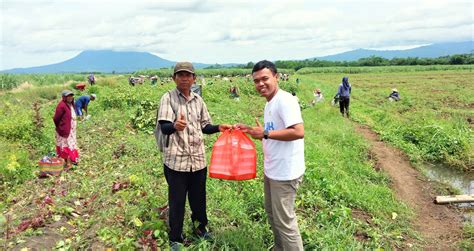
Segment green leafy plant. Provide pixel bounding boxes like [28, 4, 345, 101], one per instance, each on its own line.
[0, 74, 19, 90]
[130, 100, 158, 133]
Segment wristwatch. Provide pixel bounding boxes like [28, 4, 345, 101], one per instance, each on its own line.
[263, 130, 269, 139]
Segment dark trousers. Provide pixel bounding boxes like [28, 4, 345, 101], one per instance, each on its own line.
[339, 96, 350, 116]
[164, 164, 208, 243]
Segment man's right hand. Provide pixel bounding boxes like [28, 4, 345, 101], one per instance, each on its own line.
[174, 113, 187, 131]
[234, 123, 250, 132]
[235, 118, 264, 140]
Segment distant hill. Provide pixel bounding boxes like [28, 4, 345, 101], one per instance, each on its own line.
[313, 41, 473, 61]
[2, 41, 473, 73]
[2, 50, 208, 74]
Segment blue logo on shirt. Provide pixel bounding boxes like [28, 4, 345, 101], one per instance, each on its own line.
[265, 122, 274, 131]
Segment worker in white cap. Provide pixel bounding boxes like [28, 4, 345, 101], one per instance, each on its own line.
[388, 88, 400, 102]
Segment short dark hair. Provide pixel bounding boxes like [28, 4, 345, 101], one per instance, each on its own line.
[252, 60, 277, 75]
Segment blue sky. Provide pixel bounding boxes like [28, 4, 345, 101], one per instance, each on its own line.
[1, 0, 473, 70]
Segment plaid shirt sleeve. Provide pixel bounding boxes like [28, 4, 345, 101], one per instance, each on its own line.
[200, 99, 212, 128]
[158, 92, 176, 123]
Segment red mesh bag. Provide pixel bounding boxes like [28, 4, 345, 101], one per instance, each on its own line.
[209, 129, 256, 180]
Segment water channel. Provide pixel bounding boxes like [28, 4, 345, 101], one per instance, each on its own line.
[424, 163, 474, 224]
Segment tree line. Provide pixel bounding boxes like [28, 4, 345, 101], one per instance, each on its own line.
[205, 53, 474, 71]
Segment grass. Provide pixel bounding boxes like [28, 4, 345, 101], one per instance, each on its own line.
[297, 70, 474, 171]
[1, 67, 471, 249]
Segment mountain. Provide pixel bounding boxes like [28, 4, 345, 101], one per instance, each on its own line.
[3, 50, 192, 74]
[313, 41, 473, 61]
[3, 41, 473, 73]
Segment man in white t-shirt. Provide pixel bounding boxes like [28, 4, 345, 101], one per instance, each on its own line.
[238, 60, 305, 250]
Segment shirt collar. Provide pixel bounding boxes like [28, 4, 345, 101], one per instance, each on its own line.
[176, 88, 197, 101]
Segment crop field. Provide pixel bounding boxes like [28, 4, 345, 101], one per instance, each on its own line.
[299, 68, 473, 171]
[0, 66, 472, 249]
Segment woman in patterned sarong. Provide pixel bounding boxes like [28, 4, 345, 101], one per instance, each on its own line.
[53, 90, 79, 170]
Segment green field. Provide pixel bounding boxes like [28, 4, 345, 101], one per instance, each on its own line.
[301, 69, 473, 171]
[0, 66, 472, 249]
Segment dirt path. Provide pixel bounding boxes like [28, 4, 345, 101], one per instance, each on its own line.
[356, 125, 463, 249]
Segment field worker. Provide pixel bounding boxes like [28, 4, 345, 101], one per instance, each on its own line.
[229, 86, 240, 101]
[191, 81, 202, 97]
[150, 75, 158, 86]
[88, 73, 95, 85]
[388, 88, 400, 101]
[74, 94, 96, 121]
[336, 76, 351, 117]
[237, 60, 305, 250]
[53, 90, 79, 170]
[157, 62, 232, 249]
[200, 75, 206, 86]
[312, 88, 324, 105]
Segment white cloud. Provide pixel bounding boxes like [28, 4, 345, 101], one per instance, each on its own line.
[1, 0, 472, 69]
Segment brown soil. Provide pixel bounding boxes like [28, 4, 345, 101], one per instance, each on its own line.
[12, 220, 71, 251]
[356, 125, 463, 250]
[351, 208, 372, 225]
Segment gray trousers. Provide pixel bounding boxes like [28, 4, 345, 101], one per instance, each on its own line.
[264, 175, 304, 251]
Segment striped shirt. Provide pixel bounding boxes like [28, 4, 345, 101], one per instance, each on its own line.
[158, 88, 212, 172]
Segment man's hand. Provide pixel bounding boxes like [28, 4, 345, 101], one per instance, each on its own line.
[236, 117, 265, 140]
[174, 113, 187, 131]
[248, 117, 265, 139]
[254, 117, 262, 127]
[218, 124, 233, 132]
[234, 123, 250, 132]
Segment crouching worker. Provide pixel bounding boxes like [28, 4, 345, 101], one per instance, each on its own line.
[74, 94, 96, 121]
[230, 86, 240, 100]
[388, 88, 400, 101]
[311, 88, 323, 105]
[157, 62, 232, 250]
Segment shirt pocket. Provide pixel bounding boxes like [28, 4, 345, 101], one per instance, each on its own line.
[188, 127, 203, 146]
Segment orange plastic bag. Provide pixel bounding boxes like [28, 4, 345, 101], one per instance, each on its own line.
[209, 129, 256, 180]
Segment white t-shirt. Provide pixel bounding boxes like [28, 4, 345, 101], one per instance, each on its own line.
[263, 89, 305, 181]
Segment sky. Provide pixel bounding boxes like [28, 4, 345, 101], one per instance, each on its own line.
[1, 0, 473, 70]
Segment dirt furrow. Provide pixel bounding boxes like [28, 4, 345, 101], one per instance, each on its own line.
[356, 125, 462, 250]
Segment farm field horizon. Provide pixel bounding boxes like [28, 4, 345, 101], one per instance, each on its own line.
[0, 65, 473, 249]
